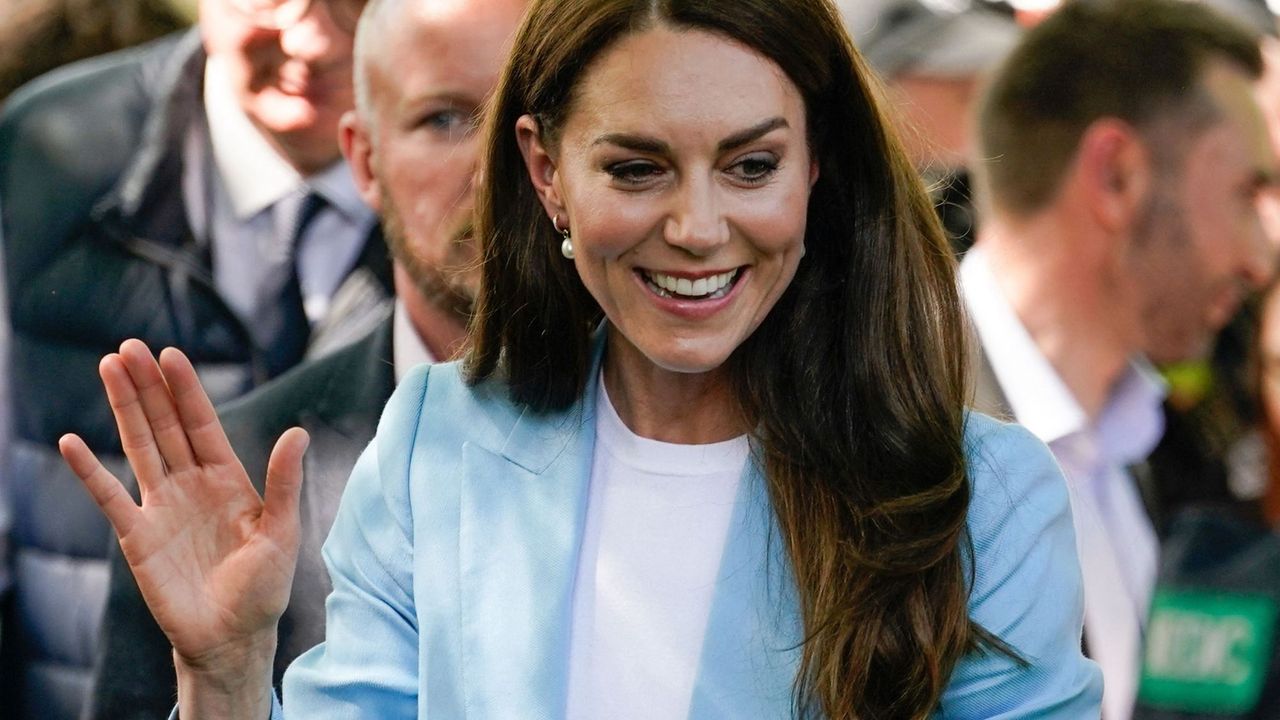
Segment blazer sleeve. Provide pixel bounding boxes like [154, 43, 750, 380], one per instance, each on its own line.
[935, 415, 1103, 719]
[274, 366, 432, 718]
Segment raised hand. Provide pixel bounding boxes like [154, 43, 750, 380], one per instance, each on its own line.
[59, 339, 307, 705]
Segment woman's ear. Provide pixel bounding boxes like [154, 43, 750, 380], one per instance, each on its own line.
[340, 110, 382, 213]
[515, 114, 565, 219]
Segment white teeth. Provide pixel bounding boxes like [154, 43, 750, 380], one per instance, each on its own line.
[645, 269, 739, 299]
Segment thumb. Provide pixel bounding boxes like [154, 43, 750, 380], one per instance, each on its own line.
[262, 426, 309, 547]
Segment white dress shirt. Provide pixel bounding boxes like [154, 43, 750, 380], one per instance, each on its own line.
[392, 300, 435, 382]
[961, 247, 1166, 720]
[183, 55, 375, 342]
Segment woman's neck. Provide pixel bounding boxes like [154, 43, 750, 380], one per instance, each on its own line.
[601, 330, 748, 444]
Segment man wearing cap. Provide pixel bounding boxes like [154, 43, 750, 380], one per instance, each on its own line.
[967, 2, 1277, 718]
[0, 1, 391, 717]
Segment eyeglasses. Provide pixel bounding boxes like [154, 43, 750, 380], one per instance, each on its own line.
[227, 0, 366, 34]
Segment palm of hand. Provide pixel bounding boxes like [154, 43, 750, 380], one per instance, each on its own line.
[59, 340, 308, 669]
[124, 459, 292, 662]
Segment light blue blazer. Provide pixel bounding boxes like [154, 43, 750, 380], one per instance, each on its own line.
[265, 355, 1102, 718]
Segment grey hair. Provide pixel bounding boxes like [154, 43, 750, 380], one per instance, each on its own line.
[352, 0, 401, 124]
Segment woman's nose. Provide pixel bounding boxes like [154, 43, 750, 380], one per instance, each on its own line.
[663, 179, 730, 254]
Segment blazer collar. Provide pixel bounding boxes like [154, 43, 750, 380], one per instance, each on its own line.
[497, 328, 607, 474]
[456, 387, 596, 717]
[688, 465, 804, 717]
[455, 328, 803, 718]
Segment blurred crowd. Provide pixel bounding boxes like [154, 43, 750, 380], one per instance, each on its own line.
[1, 0, 1279, 718]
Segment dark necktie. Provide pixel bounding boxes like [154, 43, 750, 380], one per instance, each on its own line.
[261, 190, 326, 378]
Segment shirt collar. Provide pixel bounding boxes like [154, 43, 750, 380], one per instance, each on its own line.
[307, 160, 374, 224]
[960, 247, 1166, 461]
[1094, 358, 1167, 467]
[393, 299, 436, 382]
[203, 56, 369, 223]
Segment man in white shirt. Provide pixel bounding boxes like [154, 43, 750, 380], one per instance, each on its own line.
[0, 1, 393, 717]
[965, 2, 1278, 719]
[84, 0, 527, 716]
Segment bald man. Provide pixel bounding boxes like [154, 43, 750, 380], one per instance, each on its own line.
[84, 0, 527, 716]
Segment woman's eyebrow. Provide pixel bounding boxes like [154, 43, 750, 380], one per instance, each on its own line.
[590, 117, 790, 155]
[717, 117, 788, 153]
[592, 133, 668, 153]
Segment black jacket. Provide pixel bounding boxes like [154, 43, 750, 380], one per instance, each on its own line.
[86, 315, 395, 720]
[0, 31, 390, 719]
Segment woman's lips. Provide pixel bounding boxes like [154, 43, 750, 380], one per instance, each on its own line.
[635, 266, 748, 320]
[642, 268, 740, 300]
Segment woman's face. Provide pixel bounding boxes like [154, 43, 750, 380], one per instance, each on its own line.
[519, 25, 817, 377]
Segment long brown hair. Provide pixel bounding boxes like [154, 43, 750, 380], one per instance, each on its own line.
[468, 0, 993, 716]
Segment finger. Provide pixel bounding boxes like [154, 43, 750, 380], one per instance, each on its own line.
[118, 339, 196, 472]
[262, 427, 309, 551]
[100, 353, 166, 481]
[59, 433, 142, 539]
[158, 346, 237, 466]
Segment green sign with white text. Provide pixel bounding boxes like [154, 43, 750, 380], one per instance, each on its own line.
[1138, 590, 1277, 713]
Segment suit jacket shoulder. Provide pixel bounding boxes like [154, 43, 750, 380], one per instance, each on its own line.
[220, 316, 395, 485]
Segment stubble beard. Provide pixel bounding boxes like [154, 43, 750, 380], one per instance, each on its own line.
[1131, 184, 1213, 363]
[380, 191, 477, 323]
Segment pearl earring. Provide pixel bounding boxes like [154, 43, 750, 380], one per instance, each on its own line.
[553, 213, 574, 259]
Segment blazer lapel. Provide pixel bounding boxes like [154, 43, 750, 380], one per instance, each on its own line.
[688, 462, 804, 719]
[453, 330, 803, 718]
[456, 347, 603, 719]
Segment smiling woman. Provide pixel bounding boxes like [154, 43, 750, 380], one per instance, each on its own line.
[467, 1, 1101, 717]
[512, 27, 814, 416]
[59, 0, 1102, 718]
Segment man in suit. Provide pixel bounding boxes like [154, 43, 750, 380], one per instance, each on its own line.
[965, 2, 1277, 718]
[0, 1, 395, 716]
[84, 0, 528, 715]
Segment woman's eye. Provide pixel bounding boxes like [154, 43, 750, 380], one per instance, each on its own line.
[730, 154, 778, 184]
[607, 161, 664, 186]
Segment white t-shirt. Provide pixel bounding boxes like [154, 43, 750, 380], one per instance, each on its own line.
[565, 377, 749, 720]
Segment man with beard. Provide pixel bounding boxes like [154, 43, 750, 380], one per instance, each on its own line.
[82, 0, 526, 716]
[965, 2, 1277, 719]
